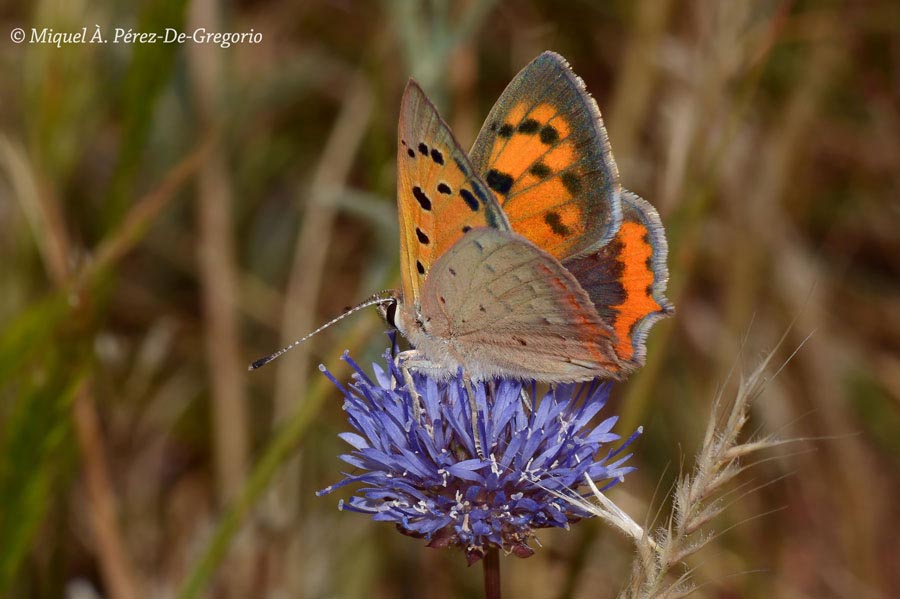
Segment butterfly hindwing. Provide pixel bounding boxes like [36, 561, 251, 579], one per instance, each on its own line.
[562, 191, 673, 370]
[398, 81, 509, 305]
[469, 51, 622, 261]
[420, 228, 622, 381]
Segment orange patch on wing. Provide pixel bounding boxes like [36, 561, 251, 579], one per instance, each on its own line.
[610, 222, 662, 361]
[488, 103, 573, 175]
[493, 135, 549, 180]
[512, 169, 543, 191]
[541, 141, 576, 172]
[529, 103, 557, 123]
[507, 102, 528, 125]
[512, 204, 584, 259]
[553, 204, 583, 232]
[505, 178, 569, 214]
[545, 113, 572, 139]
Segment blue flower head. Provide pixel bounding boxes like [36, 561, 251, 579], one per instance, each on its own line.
[318, 342, 640, 564]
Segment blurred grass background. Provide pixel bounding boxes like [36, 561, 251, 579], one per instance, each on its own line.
[1, 0, 898, 597]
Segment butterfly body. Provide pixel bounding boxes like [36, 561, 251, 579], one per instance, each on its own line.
[385, 52, 673, 383]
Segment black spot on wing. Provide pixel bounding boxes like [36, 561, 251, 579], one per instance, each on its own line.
[416, 260, 426, 275]
[539, 125, 559, 145]
[529, 162, 551, 178]
[498, 123, 514, 138]
[459, 189, 479, 211]
[413, 186, 432, 211]
[415, 227, 430, 245]
[437, 183, 451, 195]
[407, 148, 415, 158]
[486, 169, 513, 195]
[544, 211, 571, 237]
[561, 172, 582, 195]
[418, 142, 428, 155]
[604, 239, 626, 278]
[430, 148, 444, 165]
[517, 119, 540, 133]
[462, 226, 472, 233]
[628, 320, 639, 337]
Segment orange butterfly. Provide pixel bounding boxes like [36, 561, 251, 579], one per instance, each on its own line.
[250, 52, 672, 382]
[381, 51, 673, 383]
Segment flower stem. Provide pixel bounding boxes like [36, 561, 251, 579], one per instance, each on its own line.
[483, 547, 501, 599]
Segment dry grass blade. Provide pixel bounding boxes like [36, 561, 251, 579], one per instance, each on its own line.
[188, 0, 249, 506]
[608, 333, 810, 599]
[549, 475, 656, 552]
[73, 382, 140, 599]
[257, 75, 373, 593]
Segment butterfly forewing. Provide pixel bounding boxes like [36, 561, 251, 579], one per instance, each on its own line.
[469, 51, 622, 261]
[397, 81, 509, 305]
[420, 228, 622, 382]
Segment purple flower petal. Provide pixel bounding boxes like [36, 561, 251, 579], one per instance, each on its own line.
[318, 345, 640, 560]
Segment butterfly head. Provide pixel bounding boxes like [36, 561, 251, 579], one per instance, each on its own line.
[378, 289, 430, 345]
[377, 289, 405, 332]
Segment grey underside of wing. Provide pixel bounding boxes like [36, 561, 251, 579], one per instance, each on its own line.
[420, 228, 619, 375]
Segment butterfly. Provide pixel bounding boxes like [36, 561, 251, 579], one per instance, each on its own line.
[378, 51, 673, 383]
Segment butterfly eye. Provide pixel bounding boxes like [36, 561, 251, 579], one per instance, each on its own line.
[384, 300, 399, 329]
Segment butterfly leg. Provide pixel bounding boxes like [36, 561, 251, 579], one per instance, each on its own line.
[462, 377, 486, 459]
[393, 350, 446, 421]
[392, 350, 421, 419]
[519, 386, 533, 414]
[394, 350, 486, 458]
[393, 350, 447, 379]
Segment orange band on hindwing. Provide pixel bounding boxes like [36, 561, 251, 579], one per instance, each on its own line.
[608, 222, 661, 361]
[562, 193, 673, 369]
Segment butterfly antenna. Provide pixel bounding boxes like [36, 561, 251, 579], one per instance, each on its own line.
[248, 291, 395, 371]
